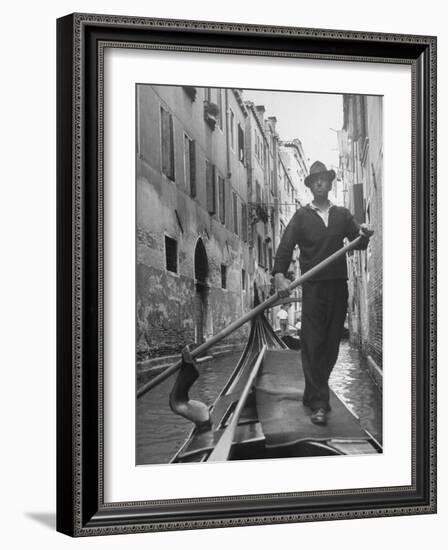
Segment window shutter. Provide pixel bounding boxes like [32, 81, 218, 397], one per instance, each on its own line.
[233, 192, 238, 234]
[217, 89, 223, 128]
[161, 108, 169, 175]
[169, 112, 174, 179]
[206, 161, 216, 215]
[189, 139, 196, 197]
[161, 107, 175, 180]
[241, 203, 248, 242]
[219, 176, 225, 223]
[206, 161, 211, 212]
[212, 165, 216, 214]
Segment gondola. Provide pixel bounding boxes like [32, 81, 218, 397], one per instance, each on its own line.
[169, 310, 381, 463]
[137, 236, 382, 463]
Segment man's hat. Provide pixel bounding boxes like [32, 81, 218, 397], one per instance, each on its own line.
[304, 161, 336, 188]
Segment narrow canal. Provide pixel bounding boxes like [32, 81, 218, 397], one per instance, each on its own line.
[136, 340, 382, 465]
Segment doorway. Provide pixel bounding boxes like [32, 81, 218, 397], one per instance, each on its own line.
[194, 239, 209, 343]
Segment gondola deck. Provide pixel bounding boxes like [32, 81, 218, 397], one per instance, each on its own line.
[256, 349, 370, 448]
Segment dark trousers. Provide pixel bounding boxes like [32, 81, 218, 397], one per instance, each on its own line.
[301, 279, 348, 411]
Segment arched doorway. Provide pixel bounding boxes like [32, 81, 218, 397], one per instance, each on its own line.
[194, 239, 209, 343]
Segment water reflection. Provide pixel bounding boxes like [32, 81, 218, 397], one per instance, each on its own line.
[136, 353, 240, 465]
[330, 342, 382, 445]
[136, 342, 382, 465]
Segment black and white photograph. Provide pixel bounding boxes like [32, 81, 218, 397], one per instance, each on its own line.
[135, 85, 383, 465]
[0, 0, 442, 545]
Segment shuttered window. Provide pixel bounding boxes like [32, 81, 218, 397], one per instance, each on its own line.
[217, 88, 223, 129]
[161, 107, 175, 180]
[256, 181, 261, 204]
[238, 123, 245, 163]
[184, 134, 196, 197]
[229, 109, 235, 149]
[257, 235, 263, 267]
[233, 192, 238, 235]
[241, 203, 248, 243]
[206, 160, 216, 215]
[218, 175, 225, 224]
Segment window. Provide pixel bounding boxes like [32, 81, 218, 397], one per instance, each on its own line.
[165, 236, 177, 273]
[233, 192, 238, 235]
[218, 175, 226, 224]
[206, 160, 216, 215]
[184, 134, 196, 197]
[242, 269, 246, 291]
[217, 88, 223, 129]
[221, 265, 227, 289]
[241, 203, 248, 243]
[268, 247, 273, 271]
[161, 107, 175, 180]
[238, 124, 245, 163]
[229, 109, 235, 150]
[263, 242, 268, 269]
[257, 235, 263, 266]
[256, 181, 261, 204]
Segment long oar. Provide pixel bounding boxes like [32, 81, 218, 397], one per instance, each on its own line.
[137, 235, 364, 398]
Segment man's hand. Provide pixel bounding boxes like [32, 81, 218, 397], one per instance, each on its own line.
[274, 273, 291, 298]
[359, 223, 374, 238]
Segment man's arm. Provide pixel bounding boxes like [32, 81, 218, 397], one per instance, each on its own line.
[345, 209, 373, 250]
[272, 211, 301, 295]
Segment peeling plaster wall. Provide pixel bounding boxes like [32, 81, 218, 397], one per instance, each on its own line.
[136, 85, 251, 360]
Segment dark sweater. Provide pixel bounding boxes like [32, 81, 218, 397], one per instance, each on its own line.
[272, 205, 369, 281]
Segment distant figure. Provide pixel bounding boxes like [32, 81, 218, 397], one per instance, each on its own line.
[273, 160, 373, 426]
[276, 305, 289, 335]
[294, 318, 301, 336]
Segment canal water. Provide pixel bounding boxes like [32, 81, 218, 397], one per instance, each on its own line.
[136, 340, 382, 465]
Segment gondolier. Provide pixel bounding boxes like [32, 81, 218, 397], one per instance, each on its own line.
[273, 161, 374, 426]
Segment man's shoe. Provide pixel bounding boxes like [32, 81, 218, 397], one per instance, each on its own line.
[311, 408, 327, 426]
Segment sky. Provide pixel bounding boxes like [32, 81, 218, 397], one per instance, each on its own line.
[243, 89, 343, 172]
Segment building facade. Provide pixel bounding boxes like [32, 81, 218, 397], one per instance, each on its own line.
[136, 86, 308, 361]
[244, 102, 276, 305]
[279, 139, 310, 207]
[136, 85, 252, 360]
[338, 94, 383, 373]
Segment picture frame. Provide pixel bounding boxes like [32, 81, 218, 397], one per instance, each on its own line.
[56, 13, 437, 536]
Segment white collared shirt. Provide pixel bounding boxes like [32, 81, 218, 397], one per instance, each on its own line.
[308, 201, 335, 227]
